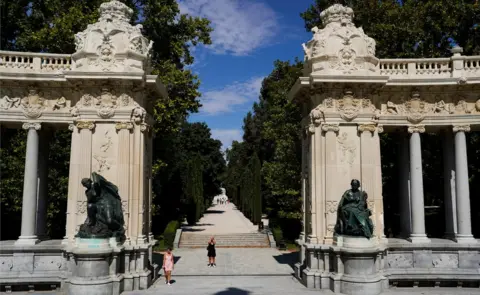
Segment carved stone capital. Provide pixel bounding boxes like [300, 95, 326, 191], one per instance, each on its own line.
[321, 123, 340, 133]
[358, 124, 376, 134]
[452, 125, 470, 133]
[22, 122, 41, 131]
[377, 124, 384, 134]
[115, 121, 134, 131]
[75, 120, 95, 130]
[407, 125, 425, 134]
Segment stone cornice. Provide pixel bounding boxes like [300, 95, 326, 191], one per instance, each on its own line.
[453, 124, 471, 133]
[407, 125, 425, 134]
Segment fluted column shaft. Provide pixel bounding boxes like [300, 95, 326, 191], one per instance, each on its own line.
[322, 123, 339, 243]
[116, 122, 133, 241]
[16, 123, 41, 245]
[443, 129, 457, 239]
[408, 125, 429, 243]
[307, 125, 317, 243]
[453, 125, 475, 243]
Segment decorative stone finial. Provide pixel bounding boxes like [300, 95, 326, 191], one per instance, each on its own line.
[98, 0, 133, 23]
[72, 0, 153, 73]
[320, 4, 355, 26]
[301, 4, 378, 76]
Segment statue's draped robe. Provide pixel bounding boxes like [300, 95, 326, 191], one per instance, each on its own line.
[77, 172, 125, 240]
[334, 189, 374, 238]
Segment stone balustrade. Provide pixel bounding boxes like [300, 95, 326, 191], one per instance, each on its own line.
[379, 56, 480, 78]
[1, 49, 479, 79]
[0, 50, 72, 72]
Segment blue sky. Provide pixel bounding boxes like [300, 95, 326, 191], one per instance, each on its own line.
[179, 0, 312, 151]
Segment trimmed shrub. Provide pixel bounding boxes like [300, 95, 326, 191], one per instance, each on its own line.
[163, 220, 180, 249]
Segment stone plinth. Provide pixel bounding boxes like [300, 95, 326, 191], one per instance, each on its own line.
[66, 238, 124, 295]
[332, 236, 386, 295]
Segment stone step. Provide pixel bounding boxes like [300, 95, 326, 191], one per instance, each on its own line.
[179, 233, 270, 248]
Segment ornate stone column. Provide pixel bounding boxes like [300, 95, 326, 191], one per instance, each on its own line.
[442, 128, 457, 239]
[358, 124, 376, 227]
[65, 120, 94, 242]
[36, 129, 51, 240]
[116, 121, 133, 242]
[398, 132, 412, 238]
[452, 125, 475, 243]
[15, 122, 41, 245]
[307, 123, 317, 243]
[407, 125, 430, 243]
[322, 123, 339, 243]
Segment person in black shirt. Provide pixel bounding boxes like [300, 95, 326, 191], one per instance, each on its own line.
[207, 236, 216, 267]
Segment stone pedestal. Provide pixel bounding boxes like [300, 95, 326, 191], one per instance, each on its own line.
[332, 236, 387, 295]
[66, 238, 124, 295]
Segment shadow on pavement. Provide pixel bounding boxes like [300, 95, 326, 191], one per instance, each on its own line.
[205, 209, 225, 214]
[214, 287, 251, 295]
[181, 228, 206, 232]
[153, 252, 181, 268]
[273, 251, 298, 270]
[194, 223, 215, 226]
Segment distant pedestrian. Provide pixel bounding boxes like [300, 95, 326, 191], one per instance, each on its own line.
[163, 248, 174, 285]
[207, 236, 216, 267]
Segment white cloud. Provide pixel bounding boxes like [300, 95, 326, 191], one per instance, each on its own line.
[211, 129, 243, 152]
[178, 0, 279, 56]
[200, 76, 263, 115]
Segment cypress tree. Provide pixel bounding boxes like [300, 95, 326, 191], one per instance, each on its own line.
[251, 153, 262, 225]
[185, 159, 197, 225]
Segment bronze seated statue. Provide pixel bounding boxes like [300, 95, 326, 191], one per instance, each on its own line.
[334, 179, 375, 239]
[76, 172, 125, 242]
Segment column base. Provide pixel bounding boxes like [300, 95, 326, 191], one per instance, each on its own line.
[307, 235, 318, 244]
[454, 235, 477, 244]
[443, 232, 457, 240]
[14, 236, 40, 246]
[407, 235, 430, 244]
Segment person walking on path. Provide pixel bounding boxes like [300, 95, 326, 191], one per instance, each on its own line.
[163, 248, 174, 285]
[207, 236, 216, 267]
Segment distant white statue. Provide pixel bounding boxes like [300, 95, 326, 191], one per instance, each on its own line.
[213, 188, 228, 205]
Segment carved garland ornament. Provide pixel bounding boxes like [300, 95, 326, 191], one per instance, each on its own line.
[326, 201, 338, 214]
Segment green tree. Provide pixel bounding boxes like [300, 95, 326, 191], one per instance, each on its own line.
[251, 153, 262, 225]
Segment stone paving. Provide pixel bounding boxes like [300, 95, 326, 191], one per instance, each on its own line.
[120, 202, 480, 295]
[181, 203, 258, 234]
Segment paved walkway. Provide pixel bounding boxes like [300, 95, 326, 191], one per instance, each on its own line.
[181, 203, 258, 234]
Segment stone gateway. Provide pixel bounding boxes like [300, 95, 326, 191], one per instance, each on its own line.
[0, 0, 166, 293]
[290, 3, 480, 295]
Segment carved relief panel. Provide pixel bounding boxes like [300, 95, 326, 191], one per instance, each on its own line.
[92, 123, 118, 181]
[0, 87, 71, 119]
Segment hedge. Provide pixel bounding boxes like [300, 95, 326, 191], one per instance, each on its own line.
[163, 220, 180, 249]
